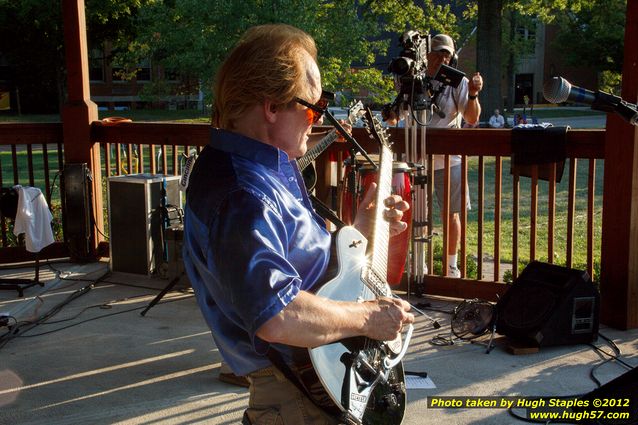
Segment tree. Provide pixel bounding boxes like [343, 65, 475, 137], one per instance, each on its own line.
[466, 0, 626, 120]
[0, 0, 64, 113]
[119, 0, 460, 107]
[0, 0, 151, 113]
[476, 0, 503, 120]
[550, 0, 626, 93]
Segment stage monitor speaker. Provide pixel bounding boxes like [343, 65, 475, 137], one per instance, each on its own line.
[63, 163, 93, 259]
[108, 174, 181, 275]
[496, 261, 599, 347]
[573, 367, 638, 424]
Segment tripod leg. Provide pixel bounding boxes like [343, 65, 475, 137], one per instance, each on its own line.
[140, 273, 183, 316]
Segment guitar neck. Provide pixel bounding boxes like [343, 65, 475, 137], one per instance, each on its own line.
[297, 130, 338, 171]
[366, 143, 393, 297]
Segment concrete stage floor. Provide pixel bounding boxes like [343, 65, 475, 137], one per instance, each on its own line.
[1, 261, 636, 424]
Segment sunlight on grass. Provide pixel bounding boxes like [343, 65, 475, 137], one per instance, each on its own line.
[429, 156, 603, 280]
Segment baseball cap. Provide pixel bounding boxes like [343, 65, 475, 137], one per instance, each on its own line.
[431, 34, 455, 54]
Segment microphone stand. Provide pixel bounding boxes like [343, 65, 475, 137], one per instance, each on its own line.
[322, 109, 377, 170]
[591, 93, 638, 126]
[322, 108, 378, 223]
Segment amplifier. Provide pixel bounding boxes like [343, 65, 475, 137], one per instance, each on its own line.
[108, 174, 182, 275]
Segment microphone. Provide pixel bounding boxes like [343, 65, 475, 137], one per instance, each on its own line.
[543, 76, 596, 104]
[544, 76, 637, 126]
[432, 104, 446, 119]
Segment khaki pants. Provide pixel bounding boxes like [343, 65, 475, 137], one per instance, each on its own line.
[242, 367, 339, 425]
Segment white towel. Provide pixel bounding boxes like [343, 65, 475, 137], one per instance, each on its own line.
[13, 186, 55, 253]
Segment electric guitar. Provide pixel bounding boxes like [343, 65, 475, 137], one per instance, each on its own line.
[297, 101, 364, 191]
[292, 108, 413, 424]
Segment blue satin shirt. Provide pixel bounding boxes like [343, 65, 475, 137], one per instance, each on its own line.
[183, 128, 331, 375]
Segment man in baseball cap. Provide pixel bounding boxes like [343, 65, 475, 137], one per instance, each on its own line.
[426, 34, 483, 278]
[430, 33, 456, 55]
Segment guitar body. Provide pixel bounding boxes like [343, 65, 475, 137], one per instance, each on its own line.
[302, 162, 318, 191]
[293, 226, 406, 424]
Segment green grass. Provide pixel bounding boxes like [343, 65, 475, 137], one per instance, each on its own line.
[0, 149, 63, 195]
[428, 156, 603, 279]
[0, 109, 212, 123]
[512, 108, 605, 119]
[0, 107, 603, 123]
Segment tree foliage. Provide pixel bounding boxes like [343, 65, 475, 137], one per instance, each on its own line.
[0, 0, 64, 113]
[462, 0, 626, 118]
[511, 0, 626, 91]
[118, 0, 461, 106]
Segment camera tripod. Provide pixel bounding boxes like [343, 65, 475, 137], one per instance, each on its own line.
[401, 106, 434, 300]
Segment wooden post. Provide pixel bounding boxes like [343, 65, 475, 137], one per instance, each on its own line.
[600, 1, 638, 329]
[61, 0, 103, 259]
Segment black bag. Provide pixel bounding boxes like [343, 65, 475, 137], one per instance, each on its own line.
[510, 125, 569, 182]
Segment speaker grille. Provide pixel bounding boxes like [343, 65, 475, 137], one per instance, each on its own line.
[499, 285, 556, 329]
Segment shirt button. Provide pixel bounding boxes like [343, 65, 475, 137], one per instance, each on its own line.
[288, 177, 294, 182]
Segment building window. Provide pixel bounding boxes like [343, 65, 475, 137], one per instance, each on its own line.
[112, 58, 151, 82]
[89, 48, 105, 82]
[136, 58, 151, 82]
[516, 26, 536, 42]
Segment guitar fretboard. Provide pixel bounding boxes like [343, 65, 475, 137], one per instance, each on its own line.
[367, 142, 393, 292]
[297, 130, 338, 171]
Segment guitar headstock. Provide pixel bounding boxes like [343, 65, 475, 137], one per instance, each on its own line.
[347, 101, 365, 126]
[363, 108, 392, 149]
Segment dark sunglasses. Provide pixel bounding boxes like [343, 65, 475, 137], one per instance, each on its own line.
[295, 96, 329, 124]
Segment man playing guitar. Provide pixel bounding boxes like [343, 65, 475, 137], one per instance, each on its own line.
[183, 24, 413, 424]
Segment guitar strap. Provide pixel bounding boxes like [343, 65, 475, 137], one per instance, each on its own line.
[266, 348, 360, 425]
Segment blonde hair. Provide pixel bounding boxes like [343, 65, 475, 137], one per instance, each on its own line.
[213, 24, 318, 129]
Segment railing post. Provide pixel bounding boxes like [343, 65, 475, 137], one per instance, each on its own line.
[600, 1, 638, 329]
[61, 0, 103, 260]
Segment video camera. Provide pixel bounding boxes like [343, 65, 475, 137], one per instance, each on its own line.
[383, 30, 466, 122]
[387, 30, 430, 112]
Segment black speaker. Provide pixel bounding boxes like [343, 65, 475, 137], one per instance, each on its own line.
[108, 174, 181, 275]
[62, 163, 93, 259]
[574, 367, 638, 424]
[496, 261, 599, 347]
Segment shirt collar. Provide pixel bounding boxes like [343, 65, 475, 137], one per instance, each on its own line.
[210, 127, 289, 171]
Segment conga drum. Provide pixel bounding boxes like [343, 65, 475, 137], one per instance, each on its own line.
[340, 159, 413, 286]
